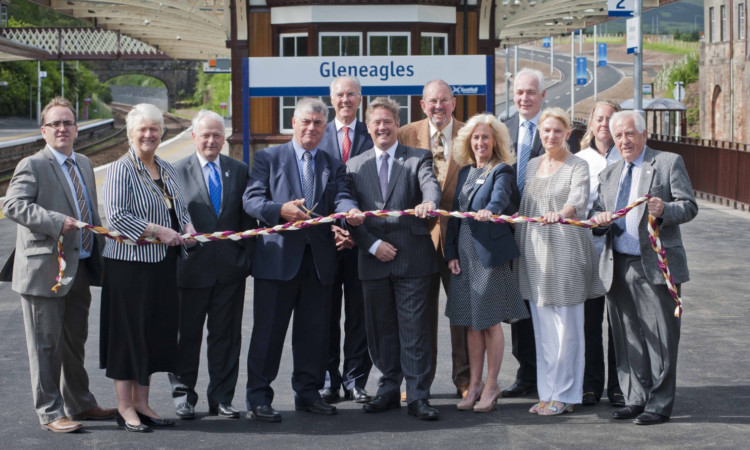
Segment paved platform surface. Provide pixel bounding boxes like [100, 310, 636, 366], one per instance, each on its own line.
[0, 131, 748, 448]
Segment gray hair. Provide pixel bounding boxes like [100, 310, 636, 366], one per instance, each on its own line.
[126, 103, 164, 138]
[192, 109, 225, 132]
[366, 97, 401, 126]
[514, 68, 545, 92]
[422, 79, 453, 99]
[294, 97, 329, 120]
[329, 76, 362, 96]
[610, 110, 646, 134]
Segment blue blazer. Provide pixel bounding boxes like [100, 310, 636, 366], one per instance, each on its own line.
[444, 163, 520, 268]
[243, 141, 358, 284]
[319, 120, 373, 163]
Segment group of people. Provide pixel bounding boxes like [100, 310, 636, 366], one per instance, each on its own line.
[2, 67, 697, 434]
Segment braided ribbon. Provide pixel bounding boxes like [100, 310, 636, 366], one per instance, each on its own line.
[51, 195, 683, 317]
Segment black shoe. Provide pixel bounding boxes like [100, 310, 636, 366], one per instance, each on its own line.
[246, 405, 282, 423]
[363, 395, 401, 413]
[608, 392, 626, 407]
[136, 411, 175, 427]
[209, 403, 240, 418]
[175, 402, 195, 420]
[345, 387, 372, 403]
[612, 405, 645, 420]
[295, 399, 337, 415]
[319, 387, 341, 404]
[407, 399, 440, 421]
[501, 380, 536, 398]
[582, 392, 598, 406]
[115, 412, 151, 433]
[634, 411, 669, 425]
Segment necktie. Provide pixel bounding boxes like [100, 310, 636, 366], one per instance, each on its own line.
[517, 121, 534, 194]
[64, 158, 92, 253]
[207, 161, 222, 215]
[341, 126, 351, 163]
[613, 162, 634, 235]
[302, 151, 315, 209]
[432, 130, 447, 185]
[379, 152, 390, 202]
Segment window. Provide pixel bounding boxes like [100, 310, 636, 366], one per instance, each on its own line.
[318, 33, 363, 121]
[279, 33, 308, 133]
[421, 33, 447, 55]
[740, 3, 746, 40]
[710, 7, 715, 42]
[721, 5, 727, 41]
[367, 33, 410, 125]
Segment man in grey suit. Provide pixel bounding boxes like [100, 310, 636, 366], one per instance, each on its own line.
[347, 97, 442, 420]
[168, 110, 256, 420]
[317, 76, 373, 404]
[592, 110, 698, 425]
[2, 97, 115, 432]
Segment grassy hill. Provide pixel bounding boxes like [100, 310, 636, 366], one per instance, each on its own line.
[590, 0, 704, 35]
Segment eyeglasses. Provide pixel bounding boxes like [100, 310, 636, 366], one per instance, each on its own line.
[43, 120, 76, 129]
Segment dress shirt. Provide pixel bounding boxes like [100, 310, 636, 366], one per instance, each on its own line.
[368, 142, 398, 256]
[429, 118, 453, 160]
[292, 138, 318, 192]
[195, 151, 223, 191]
[578, 142, 621, 254]
[335, 117, 357, 159]
[47, 145, 92, 259]
[613, 149, 646, 256]
[516, 110, 541, 155]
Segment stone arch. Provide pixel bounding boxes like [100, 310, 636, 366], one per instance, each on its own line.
[711, 85, 722, 140]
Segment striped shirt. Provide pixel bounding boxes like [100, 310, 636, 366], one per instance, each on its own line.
[102, 148, 191, 262]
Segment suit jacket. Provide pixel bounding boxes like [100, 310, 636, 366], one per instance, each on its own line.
[243, 141, 357, 284]
[319, 120, 373, 163]
[346, 144, 441, 280]
[444, 163, 520, 268]
[2, 147, 104, 296]
[175, 153, 256, 288]
[398, 117, 464, 252]
[590, 146, 698, 290]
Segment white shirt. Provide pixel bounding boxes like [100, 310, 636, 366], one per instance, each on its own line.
[335, 117, 357, 159]
[613, 149, 646, 256]
[368, 142, 398, 255]
[429, 118, 453, 160]
[195, 151, 223, 191]
[577, 143, 621, 254]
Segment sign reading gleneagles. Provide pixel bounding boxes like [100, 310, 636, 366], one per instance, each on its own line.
[245, 55, 491, 98]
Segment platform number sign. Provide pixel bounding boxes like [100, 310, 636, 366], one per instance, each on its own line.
[608, 0, 634, 17]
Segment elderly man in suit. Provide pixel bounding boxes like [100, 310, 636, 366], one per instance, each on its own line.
[243, 98, 363, 422]
[318, 76, 374, 404]
[2, 97, 115, 433]
[347, 97, 442, 421]
[167, 110, 256, 420]
[397, 79, 470, 400]
[592, 110, 697, 425]
[500, 68, 547, 398]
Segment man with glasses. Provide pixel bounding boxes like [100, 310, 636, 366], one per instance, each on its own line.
[318, 76, 374, 405]
[2, 97, 115, 433]
[398, 79, 470, 401]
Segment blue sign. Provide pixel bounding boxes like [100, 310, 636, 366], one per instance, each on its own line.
[598, 43, 607, 66]
[608, 0, 634, 17]
[576, 57, 587, 85]
[543, 38, 550, 48]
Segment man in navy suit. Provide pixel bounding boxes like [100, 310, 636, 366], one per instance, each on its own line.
[243, 98, 364, 422]
[317, 77, 373, 405]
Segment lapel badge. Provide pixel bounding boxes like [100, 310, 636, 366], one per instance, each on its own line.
[399, 156, 404, 161]
[476, 178, 485, 185]
[225, 170, 230, 177]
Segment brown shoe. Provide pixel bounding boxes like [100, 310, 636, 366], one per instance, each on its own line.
[41, 417, 83, 433]
[72, 406, 117, 421]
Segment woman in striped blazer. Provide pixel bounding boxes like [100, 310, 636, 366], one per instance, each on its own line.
[100, 103, 195, 432]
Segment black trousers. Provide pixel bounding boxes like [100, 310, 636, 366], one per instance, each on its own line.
[245, 248, 332, 407]
[325, 247, 372, 391]
[583, 295, 621, 400]
[510, 300, 537, 384]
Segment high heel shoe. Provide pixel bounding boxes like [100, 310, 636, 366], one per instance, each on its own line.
[473, 386, 501, 413]
[457, 382, 484, 411]
[136, 411, 175, 427]
[115, 411, 151, 433]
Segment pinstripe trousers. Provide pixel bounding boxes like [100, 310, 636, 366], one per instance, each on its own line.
[361, 274, 434, 403]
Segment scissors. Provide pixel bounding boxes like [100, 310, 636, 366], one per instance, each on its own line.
[298, 201, 322, 218]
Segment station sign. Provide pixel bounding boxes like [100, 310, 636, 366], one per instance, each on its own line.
[543, 38, 551, 48]
[643, 84, 653, 96]
[204, 58, 231, 74]
[609, 0, 634, 17]
[576, 57, 587, 85]
[626, 17, 640, 54]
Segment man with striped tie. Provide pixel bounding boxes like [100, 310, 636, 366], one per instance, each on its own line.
[2, 97, 115, 432]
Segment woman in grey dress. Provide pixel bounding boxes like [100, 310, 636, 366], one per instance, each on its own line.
[445, 114, 529, 413]
[515, 107, 605, 416]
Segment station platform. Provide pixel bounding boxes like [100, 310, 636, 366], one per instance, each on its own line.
[0, 131, 748, 447]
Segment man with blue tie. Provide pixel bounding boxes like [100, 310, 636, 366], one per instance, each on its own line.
[243, 98, 364, 422]
[168, 110, 256, 420]
[318, 76, 374, 405]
